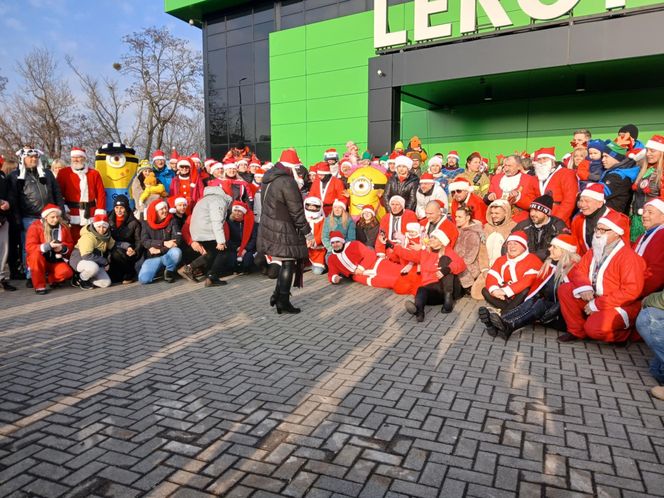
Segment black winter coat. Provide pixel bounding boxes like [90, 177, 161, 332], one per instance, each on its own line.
[356, 221, 380, 249]
[257, 165, 310, 259]
[513, 216, 569, 262]
[0, 172, 9, 226]
[7, 167, 64, 221]
[383, 172, 419, 212]
[109, 211, 143, 258]
[140, 218, 182, 258]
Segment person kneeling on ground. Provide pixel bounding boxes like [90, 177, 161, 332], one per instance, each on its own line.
[636, 289, 664, 400]
[108, 195, 142, 284]
[479, 234, 580, 340]
[69, 213, 114, 289]
[397, 228, 467, 322]
[481, 231, 542, 312]
[25, 204, 74, 294]
[224, 201, 257, 275]
[137, 199, 182, 284]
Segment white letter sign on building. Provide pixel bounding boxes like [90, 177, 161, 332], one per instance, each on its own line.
[413, 0, 452, 42]
[460, 0, 512, 34]
[374, 0, 407, 48]
[517, 0, 580, 19]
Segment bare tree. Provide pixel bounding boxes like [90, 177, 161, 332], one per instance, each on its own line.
[120, 27, 203, 158]
[0, 68, 7, 95]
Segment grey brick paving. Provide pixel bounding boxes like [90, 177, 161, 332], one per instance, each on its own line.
[1, 272, 664, 497]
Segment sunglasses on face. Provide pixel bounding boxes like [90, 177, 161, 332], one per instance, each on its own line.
[451, 190, 465, 194]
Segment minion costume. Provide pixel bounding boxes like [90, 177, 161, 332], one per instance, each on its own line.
[95, 143, 139, 211]
[348, 166, 387, 221]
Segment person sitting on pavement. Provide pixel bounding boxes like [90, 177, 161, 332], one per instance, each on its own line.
[420, 200, 458, 247]
[633, 199, 664, 298]
[355, 205, 380, 249]
[137, 199, 182, 285]
[479, 234, 580, 340]
[399, 228, 467, 321]
[223, 201, 257, 275]
[481, 231, 542, 312]
[69, 212, 114, 290]
[25, 204, 74, 294]
[512, 195, 569, 262]
[636, 289, 664, 401]
[107, 195, 142, 284]
[558, 210, 646, 343]
[322, 199, 356, 254]
[375, 195, 419, 258]
[453, 205, 484, 294]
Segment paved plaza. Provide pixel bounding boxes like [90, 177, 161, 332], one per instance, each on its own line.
[1, 273, 663, 497]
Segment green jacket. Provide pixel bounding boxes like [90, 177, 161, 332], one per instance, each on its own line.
[643, 290, 664, 310]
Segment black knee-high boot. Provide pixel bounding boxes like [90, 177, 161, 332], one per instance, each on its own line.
[276, 261, 300, 314]
[492, 299, 547, 339]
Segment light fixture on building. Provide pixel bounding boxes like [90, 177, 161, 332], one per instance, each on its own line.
[576, 74, 586, 92]
[484, 86, 493, 101]
[377, 69, 385, 77]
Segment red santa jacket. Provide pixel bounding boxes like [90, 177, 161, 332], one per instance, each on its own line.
[327, 240, 380, 282]
[568, 240, 645, 312]
[633, 224, 664, 297]
[26, 220, 74, 260]
[537, 166, 578, 225]
[487, 172, 539, 223]
[57, 167, 106, 225]
[309, 176, 347, 216]
[308, 218, 326, 269]
[375, 209, 418, 256]
[571, 206, 630, 256]
[170, 173, 204, 207]
[485, 250, 542, 298]
[420, 216, 459, 248]
[393, 244, 466, 287]
[450, 192, 487, 224]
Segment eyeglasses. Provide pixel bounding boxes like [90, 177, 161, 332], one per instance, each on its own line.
[594, 227, 611, 234]
[450, 190, 465, 194]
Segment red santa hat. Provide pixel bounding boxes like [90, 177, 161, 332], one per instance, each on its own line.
[406, 222, 421, 232]
[278, 149, 302, 167]
[534, 147, 556, 161]
[254, 167, 265, 177]
[209, 162, 223, 174]
[361, 205, 375, 216]
[231, 201, 248, 214]
[644, 198, 664, 215]
[170, 148, 179, 161]
[646, 135, 664, 152]
[332, 199, 347, 211]
[448, 177, 472, 192]
[223, 162, 237, 170]
[447, 151, 460, 161]
[388, 151, 402, 161]
[236, 157, 249, 165]
[339, 157, 353, 168]
[317, 163, 331, 175]
[550, 234, 577, 253]
[429, 229, 450, 246]
[177, 157, 193, 169]
[394, 155, 413, 170]
[70, 147, 86, 158]
[92, 213, 109, 230]
[324, 148, 339, 160]
[389, 195, 406, 208]
[427, 156, 443, 168]
[263, 161, 274, 170]
[597, 210, 626, 235]
[419, 173, 435, 184]
[154, 200, 168, 212]
[249, 157, 261, 167]
[506, 231, 529, 250]
[41, 203, 62, 218]
[580, 183, 605, 203]
[152, 149, 166, 162]
[94, 208, 106, 216]
[191, 152, 201, 162]
[434, 199, 446, 210]
[168, 196, 188, 213]
[329, 230, 345, 244]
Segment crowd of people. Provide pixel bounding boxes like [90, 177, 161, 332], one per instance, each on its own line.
[1, 123, 664, 399]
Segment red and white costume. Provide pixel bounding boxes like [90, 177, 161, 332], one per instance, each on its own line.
[533, 148, 578, 225]
[57, 147, 106, 242]
[559, 238, 645, 342]
[392, 243, 466, 287]
[170, 157, 204, 208]
[374, 208, 418, 257]
[633, 222, 664, 298]
[485, 248, 542, 298]
[328, 240, 402, 289]
[309, 163, 347, 216]
[487, 171, 539, 223]
[571, 205, 630, 256]
[304, 197, 327, 271]
[420, 215, 459, 249]
[448, 177, 487, 223]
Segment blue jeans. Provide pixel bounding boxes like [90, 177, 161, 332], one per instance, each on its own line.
[636, 307, 664, 383]
[138, 247, 182, 284]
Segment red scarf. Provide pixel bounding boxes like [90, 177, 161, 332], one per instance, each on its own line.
[147, 199, 173, 230]
[224, 209, 255, 254]
[115, 214, 125, 228]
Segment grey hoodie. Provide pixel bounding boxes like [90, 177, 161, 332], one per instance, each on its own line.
[190, 186, 232, 244]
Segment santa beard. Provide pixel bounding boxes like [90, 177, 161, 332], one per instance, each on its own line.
[534, 161, 554, 181]
[592, 233, 608, 258]
[304, 210, 322, 223]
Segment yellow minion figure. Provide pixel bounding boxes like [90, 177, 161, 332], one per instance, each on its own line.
[348, 166, 387, 221]
[95, 143, 139, 211]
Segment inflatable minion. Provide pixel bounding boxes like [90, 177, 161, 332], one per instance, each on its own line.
[348, 166, 387, 221]
[95, 143, 139, 211]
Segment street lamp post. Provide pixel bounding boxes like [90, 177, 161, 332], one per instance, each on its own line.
[238, 77, 247, 142]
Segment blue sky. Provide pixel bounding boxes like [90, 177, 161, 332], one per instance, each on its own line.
[0, 0, 202, 93]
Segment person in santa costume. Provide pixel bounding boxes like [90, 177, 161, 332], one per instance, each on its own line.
[169, 156, 204, 208]
[383, 155, 419, 212]
[479, 233, 580, 340]
[486, 154, 539, 223]
[303, 196, 327, 274]
[396, 228, 466, 321]
[222, 201, 257, 275]
[532, 147, 578, 225]
[449, 176, 487, 224]
[571, 183, 630, 256]
[558, 210, 646, 343]
[323, 148, 340, 177]
[327, 230, 402, 289]
[633, 198, 664, 297]
[25, 204, 74, 294]
[481, 231, 542, 312]
[630, 134, 664, 240]
[209, 162, 252, 205]
[168, 148, 179, 172]
[420, 199, 458, 247]
[56, 147, 106, 243]
[152, 149, 175, 192]
[415, 173, 447, 220]
[309, 162, 347, 216]
[374, 195, 418, 258]
[276, 148, 310, 192]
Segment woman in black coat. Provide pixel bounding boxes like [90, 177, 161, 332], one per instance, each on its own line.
[257, 155, 313, 314]
[383, 156, 420, 212]
[107, 195, 142, 283]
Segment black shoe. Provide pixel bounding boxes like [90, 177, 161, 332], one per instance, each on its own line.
[441, 292, 454, 313]
[416, 311, 425, 322]
[270, 291, 278, 307]
[485, 326, 498, 337]
[540, 302, 561, 324]
[49, 282, 61, 289]
[164, 269, 176, 283]
[488, 311, 513, 340]
[1, 281, 17, 291]
[79, 279, 94, 290]
[177, 265, 196, 282]
[404, 301, 417, 315]
[276, 295, 300, 314]
[204, 277, 227, 287]
[70, 274, 80, 288]
[35, 288, 48, 295]
[25, 279, 33, 288]
[557, 332, 578, 343]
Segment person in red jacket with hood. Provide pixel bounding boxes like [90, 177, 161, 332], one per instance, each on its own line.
[448, 177, 487, 224]
[396, 228, 466, 321]
[308, 162, 347, 216]
[486, 154, 539, 223]
[532, 147, 578, 225]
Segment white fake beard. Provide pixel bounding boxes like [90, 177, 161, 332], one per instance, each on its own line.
[305, 210, 322, 222]
[534, 161, 553, 181]
[592, 233, 608, 258]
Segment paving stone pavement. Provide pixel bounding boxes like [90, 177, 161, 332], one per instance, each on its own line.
[1, 272, 664, 498]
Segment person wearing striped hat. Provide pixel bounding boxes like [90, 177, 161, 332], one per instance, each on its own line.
[600, 140, 640, 215]
[478, 234, 580, 339]
[558, 210, 646, 343]
[481, 230, 543, 312]
[634, 198, 664, 298]
[512, 194, 569, 262]
[25, 204, 74, 294]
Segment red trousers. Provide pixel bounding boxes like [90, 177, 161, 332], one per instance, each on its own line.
[27, 251, 74, 290]
[354, 259, 402, 289]
[558, 282, 641, 342]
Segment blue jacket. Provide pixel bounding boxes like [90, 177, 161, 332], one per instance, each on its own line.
[600, 158, 640, 214]
[322, 214, 356, 252]
[153, 166, 175, 193]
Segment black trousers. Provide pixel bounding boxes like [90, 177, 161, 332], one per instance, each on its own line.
[414, 274, 462, 312]
[481, 287, 529, 312]
[199, 241, 229, 279]
[108, 248, 138, 283]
